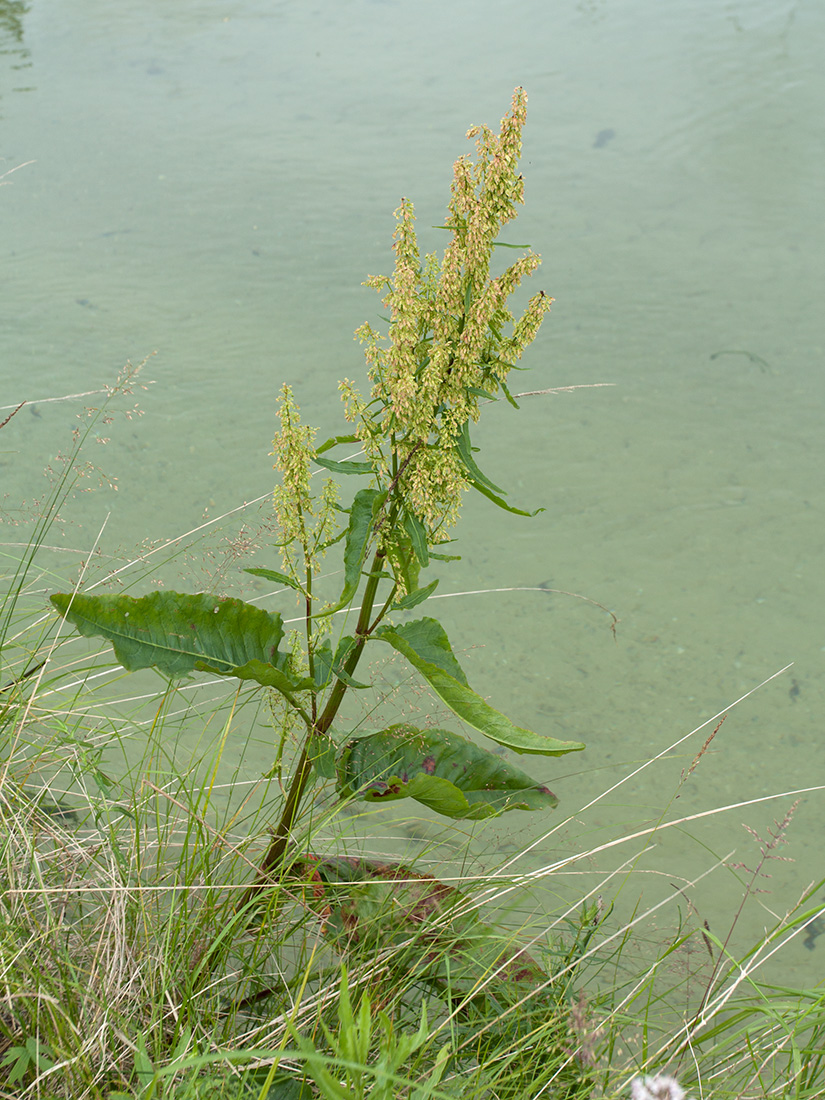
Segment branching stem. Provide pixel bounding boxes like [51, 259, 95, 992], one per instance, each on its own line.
[236, 535, 389, 911]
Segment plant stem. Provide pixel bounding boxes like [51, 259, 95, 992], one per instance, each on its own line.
[236, 538, 389, 911]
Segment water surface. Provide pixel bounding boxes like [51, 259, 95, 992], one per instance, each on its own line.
[3, 0, 824, 982]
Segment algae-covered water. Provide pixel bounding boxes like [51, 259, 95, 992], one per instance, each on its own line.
[3, 0, 824, 983]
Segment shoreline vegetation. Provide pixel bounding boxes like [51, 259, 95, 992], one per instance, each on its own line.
[3, 90, 825, 1100]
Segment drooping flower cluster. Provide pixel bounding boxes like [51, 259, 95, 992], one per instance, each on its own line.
[345, 87, 552, 538]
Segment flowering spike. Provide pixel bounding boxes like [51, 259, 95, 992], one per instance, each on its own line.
[345, 87, 552, 538]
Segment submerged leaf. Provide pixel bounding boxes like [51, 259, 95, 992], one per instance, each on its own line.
[294, 854, 547, 993]
[336, 723, 558, 819]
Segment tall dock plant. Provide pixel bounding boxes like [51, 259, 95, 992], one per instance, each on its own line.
[51, 88, 584, 910]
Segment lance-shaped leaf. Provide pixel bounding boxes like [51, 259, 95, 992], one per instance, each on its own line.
[374, 618, 585, 757]
[50, 591, 296, 684]
[466, 475, 544, 517]
[336, 723, 558, 819]
[402, 509, 429, 567]
[228, 659, 314, 695]
[385, 529, 420, 597]
[312, 455, 373, 475]
[392, 577, 439, 612]
[315, 432, 358, 455]
[319, 488, 386, 615]
[377, 617, 468, 682]
[312, 635, 367, 690]
[244, 566, 304, 595]
[456, 420, 505, 494]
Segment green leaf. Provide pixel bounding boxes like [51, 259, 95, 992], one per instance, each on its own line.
[313, 635, 368, 689]
[51, 591, 292, 681]
[500, 379, 520, 409]
[312, 638, 334, 688]
[229, 659, 314, 695]
[386, 530, 420, 597]
[377, 617, 468, 684]
[286, 1026, 352, 1100]
[463, 282, 473, 316]
[336, 723, 558, 819]
[245, 566, 304, 593]
[402, 509, 429, 567]
[321, 488, 386, 614]
[375, 618, 584, 757]
[456, 420, 505, 494]
[309, 730, 338, 778]
[466, 474, 544, 517]
[315, 432, 358, 456]
[244, 1069, 314, 1100]
[392, 578, 439, 611]
[312, 455, 373, 475]
[331, 635, 367, 686]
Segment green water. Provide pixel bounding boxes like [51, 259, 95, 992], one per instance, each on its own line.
[3, 0, 824, 984]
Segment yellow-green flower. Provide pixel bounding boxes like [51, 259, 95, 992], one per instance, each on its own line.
[346, 87, 552, 539]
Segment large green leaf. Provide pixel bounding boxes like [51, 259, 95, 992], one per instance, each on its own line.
[336, 723, 558, 819]
[50, 591, 294, 683]
[375, 618, 585, 757]
[377, 617, 469, 684]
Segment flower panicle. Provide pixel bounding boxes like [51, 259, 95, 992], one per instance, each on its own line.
[272, 384, 339, 586]
[346, 87, 550, 538]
